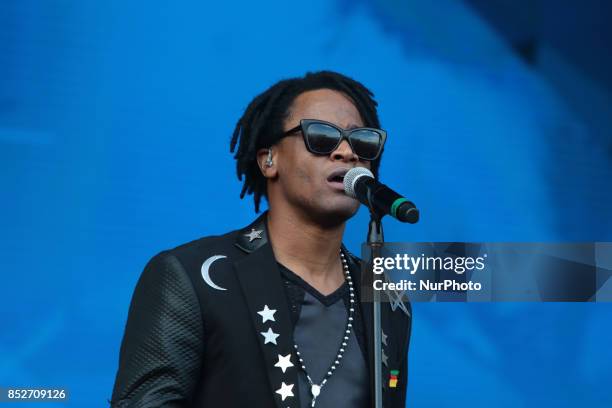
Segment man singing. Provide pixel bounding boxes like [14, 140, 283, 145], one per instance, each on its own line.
[110, 71, 411, 407]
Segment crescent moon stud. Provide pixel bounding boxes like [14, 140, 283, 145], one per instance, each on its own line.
[201, 255, 228, 291]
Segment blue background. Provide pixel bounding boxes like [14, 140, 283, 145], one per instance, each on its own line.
[1, 0, 611, 406]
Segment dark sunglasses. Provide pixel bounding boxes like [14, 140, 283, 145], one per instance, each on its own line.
[283, 119, 387, 161]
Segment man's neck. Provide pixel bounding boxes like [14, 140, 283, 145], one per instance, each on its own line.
[267, 207, 346, 295]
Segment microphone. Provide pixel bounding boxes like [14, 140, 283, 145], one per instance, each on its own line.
[344, 167, 419, 223]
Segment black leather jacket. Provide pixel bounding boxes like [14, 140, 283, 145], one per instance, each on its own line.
[111, 213, 411, 407]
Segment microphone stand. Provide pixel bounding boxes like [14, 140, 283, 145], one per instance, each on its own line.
[358, 172, 418, 407]
[366, 213, 384, 408]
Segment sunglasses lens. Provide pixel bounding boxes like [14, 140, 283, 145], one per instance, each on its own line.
[305, 122, 342, 154]
[350, 129, 383, 160]
[302, 121, 384, 160]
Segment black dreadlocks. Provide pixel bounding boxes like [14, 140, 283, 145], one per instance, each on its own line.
[230, 71, 382, 212]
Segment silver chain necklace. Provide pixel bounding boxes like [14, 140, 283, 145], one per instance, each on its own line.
[293, 251, 355, 407]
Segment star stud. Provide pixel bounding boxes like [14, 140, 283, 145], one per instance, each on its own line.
[275, 382, 294, 401]
[245, 228, 263, 242]
[260, 327, 279, 345]
[257, 305, 276, 323]
[382, 330, 388, 346]
[382, 349, 389, 367]
[274, 353, 294, 373]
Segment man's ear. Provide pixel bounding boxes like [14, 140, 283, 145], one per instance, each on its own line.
[256, 148, 278, 179]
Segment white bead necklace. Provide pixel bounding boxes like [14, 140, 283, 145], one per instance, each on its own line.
[293, 251, 355, 407]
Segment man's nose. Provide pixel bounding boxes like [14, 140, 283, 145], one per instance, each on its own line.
[331, 139, 358, 162]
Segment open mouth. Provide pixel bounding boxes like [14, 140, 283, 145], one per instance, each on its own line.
[327, 168, 349, 189]
[328, 174, 345, 183]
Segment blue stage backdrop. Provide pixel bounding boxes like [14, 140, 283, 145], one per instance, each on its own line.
[1, 0, 611, 407]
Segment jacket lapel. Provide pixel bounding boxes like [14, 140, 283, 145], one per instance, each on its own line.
[350, 253, 376, 406]
[351, 251, 411, 407]
[233, 214, 301, 408]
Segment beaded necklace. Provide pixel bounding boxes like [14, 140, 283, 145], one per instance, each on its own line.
[292, 251, 355, 407]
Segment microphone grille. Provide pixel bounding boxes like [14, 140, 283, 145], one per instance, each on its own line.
[343, 167, 374, 198]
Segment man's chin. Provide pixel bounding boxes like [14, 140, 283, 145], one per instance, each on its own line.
[310, 200, 360, 228]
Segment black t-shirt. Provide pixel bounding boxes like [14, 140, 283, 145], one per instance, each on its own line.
[278, 262, 369, 408]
